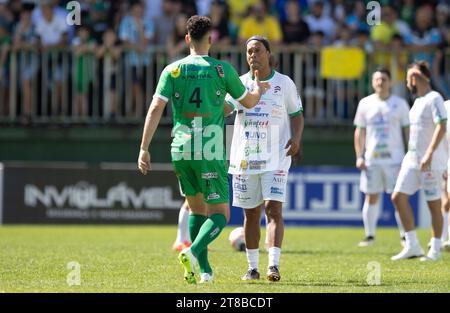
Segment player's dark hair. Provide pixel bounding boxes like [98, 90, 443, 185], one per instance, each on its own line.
[246, 35, 271, 53]
[373, 66, 391, 79]
[408, 60, 431, 81]
[186, 15, 212, 41]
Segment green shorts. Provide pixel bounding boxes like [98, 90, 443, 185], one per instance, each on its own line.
[172, 159, 229, 204]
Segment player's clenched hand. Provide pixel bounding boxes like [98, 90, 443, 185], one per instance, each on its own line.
[254, 70, 270, 94]
[285, 138, 300, 157]
[356, 157, 366, 170]
[138, 149, 151, 175]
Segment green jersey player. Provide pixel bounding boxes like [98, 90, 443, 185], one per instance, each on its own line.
[138, 15, 270, 284]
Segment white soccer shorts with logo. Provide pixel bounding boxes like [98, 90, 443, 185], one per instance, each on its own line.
[359, 164, 401, 194]
[232, 170, 288, 209]
[394, 167, 443, 201]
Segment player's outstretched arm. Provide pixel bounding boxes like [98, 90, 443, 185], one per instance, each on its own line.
[354, 127, 367, 170]
[420, 121, 446, 171]
[239, 70, 270, 109]
[138, 97, 167, 175]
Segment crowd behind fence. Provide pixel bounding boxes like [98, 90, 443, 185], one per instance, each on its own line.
[0, 46, 449, 126]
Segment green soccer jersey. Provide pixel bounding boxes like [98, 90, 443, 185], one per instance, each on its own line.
[155, 55, 247, 160]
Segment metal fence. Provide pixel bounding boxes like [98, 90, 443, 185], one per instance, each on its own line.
[0, 46, 449, 126]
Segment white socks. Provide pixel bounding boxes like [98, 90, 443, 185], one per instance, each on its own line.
[395, 210, 406, 238]
[442, 212, 449, 241]
[246, 247, 282, 269]
[246, 248, 259, 270]
[405, 230, 419, 247]
[176, 203, 190, 243]
[362, 201, 379, 237]
[268, 247, 281, 267]
[430, 237, 441, 253]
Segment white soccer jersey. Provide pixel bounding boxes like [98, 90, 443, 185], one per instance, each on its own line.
[353, 94, 410, 166]
[226, 70, 303, 174]
[403, 91, 447, 170]
[444, 100, 450, 169]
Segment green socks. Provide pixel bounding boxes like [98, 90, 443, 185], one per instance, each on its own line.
[188, 214, 211, 274]
[190, 214, 227, 274]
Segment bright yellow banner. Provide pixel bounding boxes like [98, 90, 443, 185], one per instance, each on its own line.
[321, 47, 365, 80]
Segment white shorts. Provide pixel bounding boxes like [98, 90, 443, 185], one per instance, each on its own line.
[360, 164, 400, 194]
[394, 167, 443, 201]
[232, 170, 288, 209]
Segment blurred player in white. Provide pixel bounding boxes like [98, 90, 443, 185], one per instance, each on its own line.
[225, 36, 304, 281]
[442, 100, 450, 250]
[391, 61, 447, 261]
[172, 198, 191, 252]
[353, 67, 409, 247]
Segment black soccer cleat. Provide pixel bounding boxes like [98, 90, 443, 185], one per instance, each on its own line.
[241, 268, 260, 280]
[266, 266, 281, 282]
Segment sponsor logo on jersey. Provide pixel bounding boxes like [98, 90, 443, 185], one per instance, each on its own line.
[216, 64, 225, 77]
[245, 112, 269, 117]
[270, 187, 283, 195]
[249, 160, 266, 170]
[274, 86, 281, 93]
[234, 175, 248, 182]
[271, 108, 283, 118]
[244, 146, 262, 157]
[202, 172, 218, 179]
[244, 120, 269, 128]
[240, 160, 248, 170]
[184, 111, 212, 118]
[272, 176, 286, 183]
[233, 182, 247, 192]
[171, 67, 181, 78]
[244, 131, 267, 140]
[236, 194, 251, 201]
[207, 193, 220, 200]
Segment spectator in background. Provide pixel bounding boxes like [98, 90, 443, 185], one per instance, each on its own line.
[0, 21, 10, 117]
[432, 28, 450, 99]
[436, 3, 450, 37]
[87, 0, 111, 43]
[96, 29, 122, 121]
[118, 1, 154, 117]
[153, 0, 181, 46]
[333, 24, 352, 47]
[330, 0, 346, 26]
[399, 0, 415, 28]
[371, 5, 399, 48]
[228, 0, 258, 28]
[305, 1, 336, 44]
[351, 30, 374, 53]
[304, 31, 325, 120]
[166, 13, 189, 62]
[145, 0, 162, 22]
[196, 0, 212, 16]
[13, 8, 38, 124]
[274, 0, 308, 24]
[34, 1, 69, 117]
[404, 5, 441, 66]
[345, 1, 370, 33]
[210, 0, 231, 47]
[0, 1, 14, 33]
[238, 0, 282, 45]
[390, 34, 409, 99]
[281, 0, 310, 45]
[72, 25, 96, 120]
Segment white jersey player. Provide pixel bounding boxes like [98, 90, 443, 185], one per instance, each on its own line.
[442, 100, 450, 250]
[225, 36, 304, 282]
[353, 67, 409, 247]
[391, 61, 447, 261]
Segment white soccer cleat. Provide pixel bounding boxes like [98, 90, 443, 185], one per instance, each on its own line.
[391, 244, 424, 261]
[199, 273, 214, 284]
[443, 241, 450, 252]
[420, 249, 442, 262]
[358, 236, 375, 247]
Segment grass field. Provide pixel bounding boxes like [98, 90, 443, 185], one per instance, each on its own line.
[0, 225, 449, 293]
